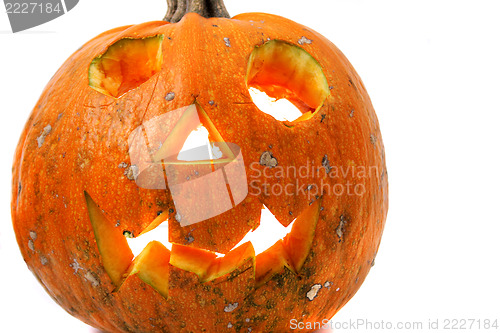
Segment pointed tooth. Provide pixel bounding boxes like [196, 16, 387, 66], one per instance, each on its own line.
[203, 242, 255, 283]
[137, 212, 168, 237]
[255, 239, 295, 287]
[169, 244, 217, 280]
[85, 192, 134, 287]
[283, 198, 322, 272]
[125, 241, 171, 298]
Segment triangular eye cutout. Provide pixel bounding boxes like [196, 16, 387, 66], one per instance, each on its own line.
[152, 104, 235, 165]
[176, 124, 224, 162]
[177, 125, 212, 161]
[128, 104, 248, 228]
[89, 35, 164, 98]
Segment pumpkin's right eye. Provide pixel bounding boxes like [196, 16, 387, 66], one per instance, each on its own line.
[88, 35, 164, 98]
[246, 40, 330, 125]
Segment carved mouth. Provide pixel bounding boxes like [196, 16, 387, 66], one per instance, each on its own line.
[85, 192, 321, 297]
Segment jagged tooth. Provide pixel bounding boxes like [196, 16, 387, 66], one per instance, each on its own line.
[169, 242, 255, 283]
[283, 198, 322, 272]
[137, 211, 169, 237]
[122, 241, 171, 298]
[153, 102, 235, 165]
[253, 198, 321, 287]
[203, 242, 255, 283]
[255, 240, 295, 287]
[170, 244, 217, 280]
[85, 192, 134, 287]
[167, 251, 255, 327]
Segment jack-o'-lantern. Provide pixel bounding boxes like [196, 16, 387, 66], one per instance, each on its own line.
[11, 0, 388, 331]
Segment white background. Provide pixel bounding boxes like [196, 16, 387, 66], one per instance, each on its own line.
[1, 0, 499, 332]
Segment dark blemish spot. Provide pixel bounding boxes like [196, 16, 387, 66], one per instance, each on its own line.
[322, 155, 332, 174]
[123, 230, 134, 238]
[185, 235, 195, 244]
[209, 100, 215, 106]
[212, 24, 219, 27]
[289, 211, 293, 216]
[265, 299, 276, 309]
[18, 182, 22, 195]
[169, 208, 174, 214]
[259, 151, 278, 168]
[349, 109, 355, 118]
[320, 114, 326, 123]
[329, 86, 334, 90]
[165, 92, 175, 101]
[157, 211, 163, 216]
[371, 259, 376, 267]
[268, 144, 273, 149]
[57, 113, 63, 120]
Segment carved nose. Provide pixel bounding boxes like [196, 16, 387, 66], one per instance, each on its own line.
[128, 103, 248, 226]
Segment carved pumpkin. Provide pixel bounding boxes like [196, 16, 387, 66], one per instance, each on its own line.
[11, 0, 388, 331]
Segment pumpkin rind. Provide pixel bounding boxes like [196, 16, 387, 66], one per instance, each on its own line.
[12, 11, 388, 333]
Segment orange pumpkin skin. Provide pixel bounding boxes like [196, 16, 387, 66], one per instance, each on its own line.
[11, 12, 388, 333]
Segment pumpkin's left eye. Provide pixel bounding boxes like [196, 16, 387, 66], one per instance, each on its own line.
[89, 35, 164, 98]
[246, 40, 329, 125]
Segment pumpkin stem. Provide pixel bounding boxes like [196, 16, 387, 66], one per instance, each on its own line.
[164, 0, 230, 22]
